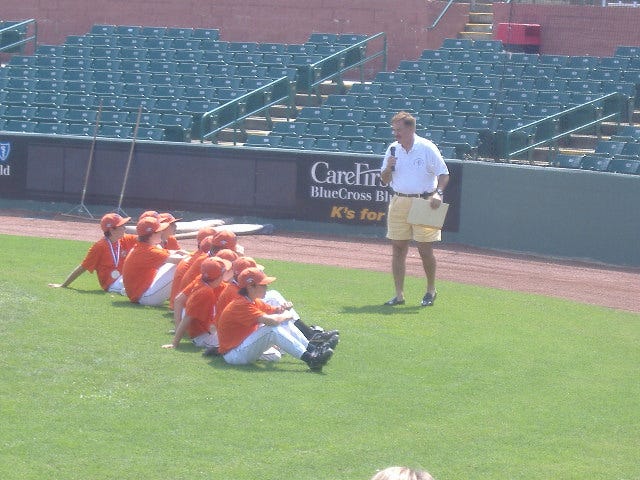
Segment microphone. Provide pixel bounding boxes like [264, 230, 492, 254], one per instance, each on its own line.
[390, 146, 396, 171]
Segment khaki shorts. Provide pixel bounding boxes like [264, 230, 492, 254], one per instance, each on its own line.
[386, 195, 441, 243]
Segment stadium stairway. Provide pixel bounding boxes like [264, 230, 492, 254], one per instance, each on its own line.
[459, 1, 494, 41]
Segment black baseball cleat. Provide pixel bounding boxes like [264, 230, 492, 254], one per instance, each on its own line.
[309, 330, 340, 350]
[421, 291, 437, 307]
[383, 297, 405, 306]
[305, 345, 334, 372]
[202, 346, 221, 357]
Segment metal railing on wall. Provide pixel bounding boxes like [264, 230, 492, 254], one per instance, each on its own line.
[200, 32, 387, 144]
[499, 92, 629, 162]
[0, 19, 37, 54]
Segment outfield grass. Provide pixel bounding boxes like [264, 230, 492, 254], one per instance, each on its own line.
[1, 234, 638, 480]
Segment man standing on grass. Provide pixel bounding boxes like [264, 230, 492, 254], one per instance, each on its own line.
[380, 111, 449, 308]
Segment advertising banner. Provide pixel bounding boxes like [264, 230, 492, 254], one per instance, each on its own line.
[0, 135, 27, 197]
[296, 154, 461, 231]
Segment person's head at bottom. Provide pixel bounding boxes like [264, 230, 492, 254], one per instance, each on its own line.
[371, 466, 434, 480]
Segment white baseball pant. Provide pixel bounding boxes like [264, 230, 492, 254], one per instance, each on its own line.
[139, 263, 176, 306]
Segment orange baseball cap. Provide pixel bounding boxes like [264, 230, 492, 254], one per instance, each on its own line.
[237, 267, 276, 289]
[201, 256, 232, 282]
[196, 226, 218, 245]
[138, 210, 159, 221]
[232, 256, 264, 277]
[100, 213, 131, 232]
[211, 230, 237, 251]
[136, 216, 170, 236]
[215, 248, 240, 263]
[159, 212, 182, 224]
[198, 235, 216, 253]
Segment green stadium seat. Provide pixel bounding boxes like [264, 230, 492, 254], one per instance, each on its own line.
[61, 94, 94, 109]
[353, 94, 390, 110]
[594, 140, 626, 157]
[62, 57, 90, 70]
[308, 33, 338, 44]
[439, 145, 457, 158]
[67, 123, 94, 136]
[90, 24, 116, 35]
[418, 129, 445, 144]
[509, 52, 539, 64]
[429, 114, 466, 130]
[35, 45, 65, 56]
[8, 55, 36, 67]
[135, 127, 165, 141]
[536, 91, 571, 107]
[99, 111, 128, 125]
[420, 49, 449, 61]
[448, 50, 479, 63]
[172, 38, 202, 51]
[361, 110, 394, 126]
[607, 158, 640, 174]
[182, 86, 216, 100]
[348, 140, 386, 155]
[32, 107, 66, 122]
[349, 83, 383, 95]
[441, 130, 480, 158]
[34, 122, 68, 135]
[5, 120, 37, 132]
[455, 100, 492, 117]
[397, 60, 431, 73]
[324, 95, 357, 109]
[428, 61, 460, 75]
[505, 90, 537, 103]
[441, 38, 474, 50]
[404, 72, 439, 85]
[615, 45, 640, 57]
[154, 98, 188, 114]
[119, 47, 147, 60]
[567, 56, 599, 69]
[618, 142, 640, 159]
[473, 88, 500, 103]
[494, 102, 525, 118]
[279, 136, 316, 149]
[227, 41, 258, 53]
[440, 86, 474, 101]
[313, 138, 351, 152]
[272, 121, 308, 136]
[337, 124, 375, 141]
[97, 96, 127, 110]
[467, 75, 501, 90]
[65, 109, 98, 124]
[114, 25, 142, 36]
[307, 122, 341, 139]
[91, 58, 122, 71]
[6, 77, 37, 91]
[116, 36, 142, 48]
[164, 27, 193, 38]
[32, 92, 66, 107]
[329, 108, 364, 124]
[374, 71, 406, 84]
[380, 83, 412, 98]
[90, 46, 120, 57]
[244, 134, 282, 147]
[123, 97, 157, 112]
[3, 90, 36, 105]
[524, 104, 562, 119]
[464, 116, 498, 133]
[477, 51, 507, 63]
[158, 113, 193, 142]
[539, 54, 569, 67]
[297, 106, 332, 124]
[580, 155, 611, 171]
[565, 80, 601, 93]
[98, 125, 133, 138]
[192, 28, 220, 41]
[471, 39, 503, 51]
[551, 154, 584, 169]
[599, 56, 628, 70]
[490, 63, 525, 77]
[4, 105, 37, 119]
[175, 62, 206, 76]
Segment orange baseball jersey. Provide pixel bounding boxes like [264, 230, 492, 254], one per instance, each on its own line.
[121, 242, 170, 302]
[169, 251, 199, 309]
[162, 236, 181, 251]
[81, 234, 137, 290]
[184, 279, 227, 339]
[213, 281, 241, 327]
[179, 252, 208, 293]
[217, 296, 277, 354]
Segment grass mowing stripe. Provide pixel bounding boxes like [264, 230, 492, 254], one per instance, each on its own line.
[0, 235, 638, 479]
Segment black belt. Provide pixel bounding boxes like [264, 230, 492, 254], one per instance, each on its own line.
[394, 192, 433, 199]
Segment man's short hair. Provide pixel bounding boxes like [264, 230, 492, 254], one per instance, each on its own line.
[391, 111, 416, 129]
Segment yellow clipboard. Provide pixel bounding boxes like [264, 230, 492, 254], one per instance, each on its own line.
[406, 198, 449, 229]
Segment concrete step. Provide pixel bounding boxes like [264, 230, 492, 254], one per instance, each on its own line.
[469, 12, 493, 23]
[465, 23, 493, 33]
[458, 31, 494, 40]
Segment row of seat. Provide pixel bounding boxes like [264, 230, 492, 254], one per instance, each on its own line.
[553, 154, 640, 174]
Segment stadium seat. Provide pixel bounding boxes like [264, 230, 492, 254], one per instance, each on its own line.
[594, 140, 627, 157]
[67, 123, 94, 136]
[380, 83, 412, 98]
[114, 25, 142, 36]
[65, 109, 98, 124]
[618, 142, 640, 159]
[448, 50, 479, 63]
[324, 95, 357, 108]
[352, 94, 390, 110]
[456, 62, 492, 76]
[98, 125, 133, 139]
[313, 138, 351, 152]
[34, 122, 68, 135]
[123, 97, 157, 112]
[439, 145, 457, 158]
[32, 107, 66, 122]
[3, 91, 36, 106]
[4, 120, 37, 132]
[308, 33, 338, 44]
[154, 98, 188, 114]
[580, 155, 611, 171]
[501, 77, 535, 90]
[607, 158, 640, 174]
[411, 85, 444, 99]
[374, 71, 406, 84]
[279, 136, 316, 149]
[4, 105, 37, 120]
[329, 108, 365, 124]
[32, 92, 66, 107]
[361, 110, 394, 127]
[552, 154, 584, 169]
[441, 130, 480, 158]
[307, 122, 341, 139]
[471, 39, 503, 51]
[422, 99, 456, 115]
[441, 38, 474, 50]
[158, 113, 193, 142]
[567, 55, 599, 69]
[135, 127, 165, 141]
[348, 140, 386, 155]
[165, 27, 193, 39]
[389, 97, 423, 114]
[420, 49, 450, 61]
[539, 54, 569, 67]
[419, 129, 445, 144]
[337, 124, 375, 141]
[243, 134, 281, 148]
[455, 101, 492, 117]
[62, 94, 94, 109]
[90, 24, 116, 35]
[99, 111, 128, 125]
[599, 56, 628, 70]
[272, 121, 309, 136]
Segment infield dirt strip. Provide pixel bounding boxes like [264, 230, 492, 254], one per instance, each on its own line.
[1, 212, 638, 313]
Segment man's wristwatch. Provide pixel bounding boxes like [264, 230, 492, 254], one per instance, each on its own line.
[436, 188, 444, 196]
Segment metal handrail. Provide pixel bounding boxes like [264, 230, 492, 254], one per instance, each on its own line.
[426, 0, 457, 30]
[0, 19, 37, 53]
[200, 32, 387, 143]
[299, 32, 387, 99]
[503, 92, 628, 161]
[200, 76, 293, 143]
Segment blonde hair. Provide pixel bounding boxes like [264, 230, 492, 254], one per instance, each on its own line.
[391, 111, 416, 129]
[371, 466, 434, 480]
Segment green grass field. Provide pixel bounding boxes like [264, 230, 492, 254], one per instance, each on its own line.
[1, 234, 638, 480]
